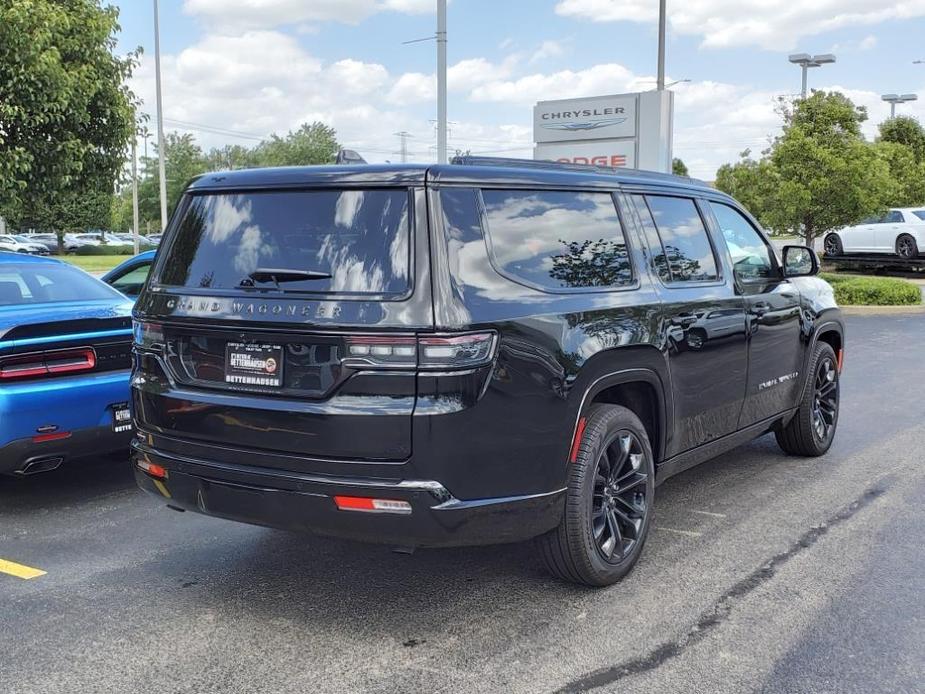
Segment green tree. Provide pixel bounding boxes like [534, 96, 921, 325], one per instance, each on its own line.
[672, 158, 689, 177]
[714, 151, 780, 229]
[879, 116, 925, 163]
[0, 0, 138, 239]
[253, 122, 339, 166]
[716, 92, 894, 246]
[872, 140, 925, 206]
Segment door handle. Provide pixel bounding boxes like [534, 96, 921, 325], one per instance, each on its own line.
[751, 302, 771, 317]
[671, 313, 698, 328]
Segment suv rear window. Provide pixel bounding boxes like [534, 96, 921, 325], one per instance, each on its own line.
[158, 189, 410, 296]
[481, 189, 632, 291]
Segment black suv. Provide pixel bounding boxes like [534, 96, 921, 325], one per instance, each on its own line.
[131, 158, 843, 586]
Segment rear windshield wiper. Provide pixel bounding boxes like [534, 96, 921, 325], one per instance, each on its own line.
[240, 268, 332, 290]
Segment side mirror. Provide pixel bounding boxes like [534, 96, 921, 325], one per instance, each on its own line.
[782, 245, 819, 277]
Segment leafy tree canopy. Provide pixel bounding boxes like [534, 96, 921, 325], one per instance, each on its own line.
[878, 116, 925, 164]
[0, 0, 138, 234]
[715, 92, 899, 245]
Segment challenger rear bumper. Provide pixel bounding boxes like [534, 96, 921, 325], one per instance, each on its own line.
[131, 439, 565, 548]
[0, 425, 133, 476]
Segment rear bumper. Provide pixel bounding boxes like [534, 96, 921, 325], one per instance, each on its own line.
[131, 440, 565, 548]
[0, 425, 133, 475]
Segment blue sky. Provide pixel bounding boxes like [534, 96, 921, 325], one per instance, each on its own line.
[112, 1, 925, 177]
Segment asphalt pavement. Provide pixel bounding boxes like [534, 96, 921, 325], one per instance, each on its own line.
[2, 312, 923, 694]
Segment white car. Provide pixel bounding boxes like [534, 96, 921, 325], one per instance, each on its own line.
[824, 208, 925, 259]
[0, 234, 38, 254]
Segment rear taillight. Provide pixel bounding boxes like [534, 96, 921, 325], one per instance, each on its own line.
[343, 332, 497, 370]
[133, 321, 164, 351]
[0, 347, 96, 381]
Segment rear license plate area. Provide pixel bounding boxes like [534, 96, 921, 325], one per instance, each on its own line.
[225, 342, 284, 388]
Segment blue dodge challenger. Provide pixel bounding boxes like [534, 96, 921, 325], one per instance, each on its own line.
[0, 252, 135, 475]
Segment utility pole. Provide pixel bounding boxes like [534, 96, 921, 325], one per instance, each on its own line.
[394, 131, 412, 163]
[132, 137, 140, 255]
[153, 0, 169, 233]
[436, 0, 448, 164]
[657, 0, 667, 90]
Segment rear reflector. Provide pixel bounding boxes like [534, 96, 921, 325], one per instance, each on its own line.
[569, 416, 588, 464]
[334, 496, 412, 515]
[137, 459, 167, 479]
[32, 431, 71, 444]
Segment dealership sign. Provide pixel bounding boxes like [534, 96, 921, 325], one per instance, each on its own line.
[534, 91, 673, 173]
[533, 140, 636, 168]
[534, 94, 637, 143]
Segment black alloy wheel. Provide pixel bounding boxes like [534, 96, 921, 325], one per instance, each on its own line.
[776, 341, 840, 456]
[591, 431, 648, 563]
[896, 235, 918, 259]
[538, 404, 655, 586]
[811, 355, 839, 443]
[823, 234, 843, 257]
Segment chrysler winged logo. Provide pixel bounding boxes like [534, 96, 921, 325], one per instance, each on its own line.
[541, 117, 628, 132]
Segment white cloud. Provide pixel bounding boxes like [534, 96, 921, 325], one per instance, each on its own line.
[530, 40, 566, 64]
[470, 63, 636, 104]
[183, 0, 434, 32]
[860, 34, 878, 50]
[554, 0, 925, 50]
[387, 57, 516, 103]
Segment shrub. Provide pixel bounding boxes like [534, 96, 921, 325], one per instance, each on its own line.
[820, 273, 922, 306]
[74, 244, 134, 256]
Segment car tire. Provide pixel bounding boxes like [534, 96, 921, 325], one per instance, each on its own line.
[823, 234, 843, 257]
[896, 234, 919, 259]
[537, 404, 655, 587]
[776, 342, 839, 457]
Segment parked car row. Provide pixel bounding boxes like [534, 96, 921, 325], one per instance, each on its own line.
[7, 232, 160, 255]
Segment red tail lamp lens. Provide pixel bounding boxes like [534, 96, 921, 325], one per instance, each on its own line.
[334, 496, 412, 515]
[0, 348, 96, 380]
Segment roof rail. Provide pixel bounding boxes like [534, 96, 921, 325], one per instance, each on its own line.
[449, 155, 707, 186]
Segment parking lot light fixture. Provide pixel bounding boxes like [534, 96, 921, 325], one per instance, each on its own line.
[789, 53, 836, 99]
[882, 93, 918, 118]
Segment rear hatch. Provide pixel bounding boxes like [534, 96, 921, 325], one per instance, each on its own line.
[133, 175, 434, 464]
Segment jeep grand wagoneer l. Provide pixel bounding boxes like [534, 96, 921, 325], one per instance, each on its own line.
[131, 158, 843, 586]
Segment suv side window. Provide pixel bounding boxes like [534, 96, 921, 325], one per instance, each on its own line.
[639, 195, 719, 283]
[481, 189, 632, 291]
[709, 202, 775, 281]
[885, 210, 904, 223]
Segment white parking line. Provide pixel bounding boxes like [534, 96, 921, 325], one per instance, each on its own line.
[690, 510, 728, 518]
[654, 526, 703, 538]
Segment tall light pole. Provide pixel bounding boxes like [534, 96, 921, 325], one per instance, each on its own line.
[153, 0, 168, 232]
[132, 136, 140, 255]
[657, 0, 667, 90]
[788, 53, 836, 99]
[436, 0, 448, 164]
[882, 93, 918, 118]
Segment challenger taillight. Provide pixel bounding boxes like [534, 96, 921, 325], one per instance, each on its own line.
[0, 347, 96, 381]
[343, 332, 497, 370]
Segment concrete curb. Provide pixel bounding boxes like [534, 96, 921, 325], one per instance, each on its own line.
[840, 304, 925, 315]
